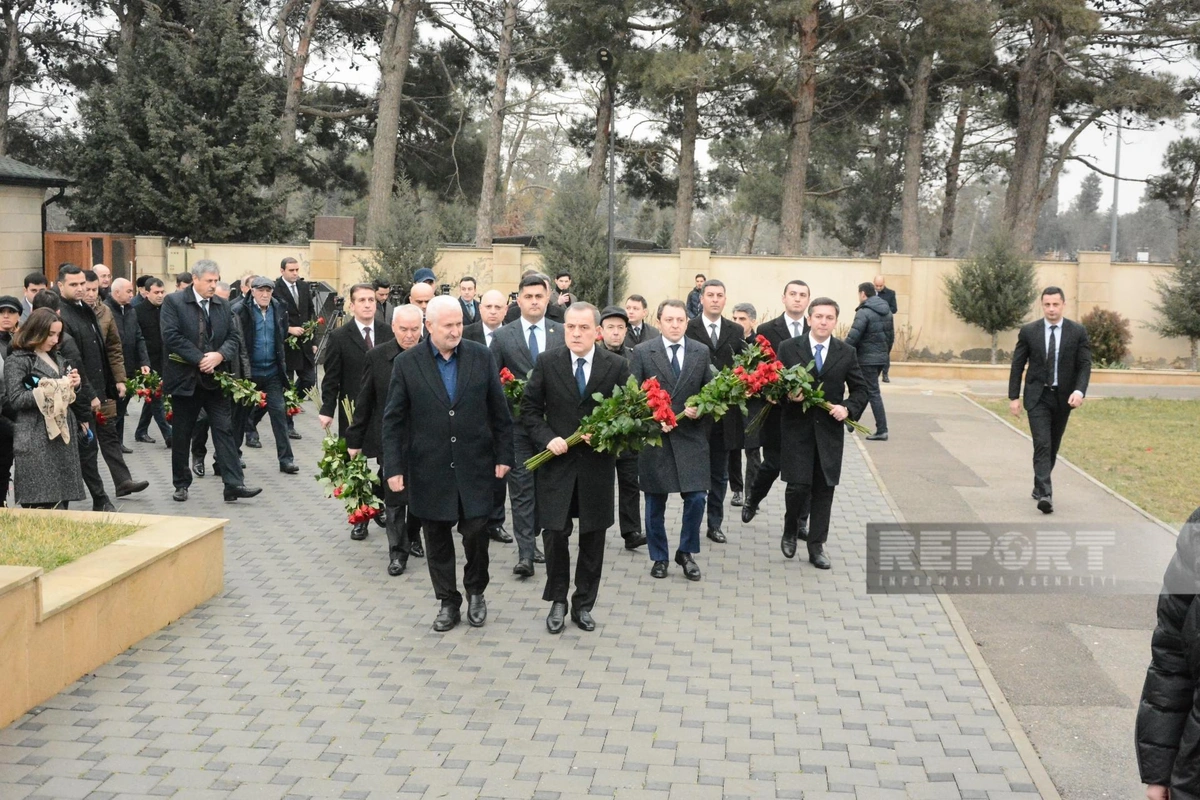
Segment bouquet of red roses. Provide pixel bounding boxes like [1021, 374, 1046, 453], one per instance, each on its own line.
[168, 354, 266, 408]
[126, 370, 164, 402]
[287, 316, 325, 349]
[163, 395, 174, 423]
[284, 385, 304, 417]
[499, 367, 526, 413]
[525, 376, 678, 471]
[317, 397, 382, 523]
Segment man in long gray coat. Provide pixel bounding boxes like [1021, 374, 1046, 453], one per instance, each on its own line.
[630, 299, 712, 582]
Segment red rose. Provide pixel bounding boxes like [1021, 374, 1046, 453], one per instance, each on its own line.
[318, 317, 326, 325]
[500, 367, 515, 384]
[333, 486, 344, 497]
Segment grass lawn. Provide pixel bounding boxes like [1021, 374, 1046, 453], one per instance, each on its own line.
[973, 396, 1200, 527]
[0, 512, 140, 572]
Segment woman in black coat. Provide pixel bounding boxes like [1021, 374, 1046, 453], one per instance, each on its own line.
[1137, 506, 1200, 800]
[3, 309, 88, 508]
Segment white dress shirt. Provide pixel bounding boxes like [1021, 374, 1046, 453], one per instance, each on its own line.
[193, 288, 210, 313]
[702, 315, 723, 342]
[358, 320, 374, 344]
[662, 335, 685, 370]
[483, 323, 499, 347]
[520, 316, 547, 355]
[1043, 318, 1061, 387]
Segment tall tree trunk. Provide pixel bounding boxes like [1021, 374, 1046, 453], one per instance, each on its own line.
[864, 118, 893, 258]
[937, 86, 971, 256]
[672, 85, 699, 250]
[1003, 16, 1061, 253]
[778, 5, 819, 256]
[365, 0, 420, 247]
[274, 0, 323, 218]
[474, 0, 518, 249]
[497, 90, 532, 224]
[990, 331, 999, 364]
[587, 83, 613, 196]
[746, 214, 759, 254]
[114, 0, 144, 55]
[0, 3, 22, 158]
[900, 53, 933, 256]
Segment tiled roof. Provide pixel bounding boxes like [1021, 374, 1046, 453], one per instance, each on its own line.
[0, 156, 70, 187]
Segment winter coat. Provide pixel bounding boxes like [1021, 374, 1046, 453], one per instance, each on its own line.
[3, 350, 86, 506]
[844, 295, 895, 367]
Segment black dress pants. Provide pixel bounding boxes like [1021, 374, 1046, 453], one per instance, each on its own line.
[728, 447, 762, 495]
[784, 449, 836, 551]
[750, 439, 811, 535]
[543, 523, 606, 613]
[95, 411, 133, 487]
[78, 427, 108, 505]
[171, 388, 243, 489]
[1027, 387, 1071, 499]
[378, 465, 421, 559]
[422, 508, 489, 607]
[616, 451, 641, 536]
[0, 417, 14, 504]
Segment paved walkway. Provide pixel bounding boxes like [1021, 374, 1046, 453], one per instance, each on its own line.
[0, 403, 1041, 799]
[863, 390, 1180, 800]
[885, 376, 1200, 400]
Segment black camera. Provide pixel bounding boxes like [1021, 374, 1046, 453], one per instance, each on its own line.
[332, 295, 344, 311]
[438, 283, 452, 296]
[389, 286, 405, 302]
[508, 291, 518, 304]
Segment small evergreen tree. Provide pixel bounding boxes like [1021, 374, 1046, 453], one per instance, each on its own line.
[360, 178, 439, 291]
[943, 235, 1039, 363]
[67, 0, 287, 242]
[539, 174, 627, 306]
[1081, 306, 1132, 366]
[1148, 246, 1200, 370]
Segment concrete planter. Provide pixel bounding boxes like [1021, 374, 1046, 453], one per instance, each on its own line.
[888, 361, 1200, 386]
[0, 511, 224, 728]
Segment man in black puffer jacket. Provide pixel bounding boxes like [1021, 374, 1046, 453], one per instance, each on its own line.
[1138, 507, 1200, 800]
[844, 282, 893, 442]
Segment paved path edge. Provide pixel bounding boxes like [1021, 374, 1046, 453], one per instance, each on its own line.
[851, 432, 1067, 800]
[957, 391, 1180, 540]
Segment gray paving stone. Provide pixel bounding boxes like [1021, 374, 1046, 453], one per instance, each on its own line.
[0, 411, 1038, 796]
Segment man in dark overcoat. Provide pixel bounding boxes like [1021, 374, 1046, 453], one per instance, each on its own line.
[521, 303, 632, 634]
[777, 297, 868, 570]
[630, 299, 712, 582]
[382, 296, 514, 633]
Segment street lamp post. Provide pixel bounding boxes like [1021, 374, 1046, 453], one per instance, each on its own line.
[598, 48, 616, 306]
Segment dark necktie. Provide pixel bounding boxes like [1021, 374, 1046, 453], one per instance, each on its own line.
[792, 321, 802, 338]
[709, 322, 718, 345]
[528, 324, 539, 362]
[363, 326, 373, 349]
[1048, 325, 1058, 386]
[814, 343, 824, 373]
[290, 281, 299, 306]
[633, 326, 641, 340]
[670, 343, 681, 377]
[576, 357, 587, 397]
[201, 299, 212, 338]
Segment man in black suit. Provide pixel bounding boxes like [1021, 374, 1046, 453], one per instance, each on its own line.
[463, 289, 515, 544]
[383, 296, 515, 632]
[685, 279, 747, 544]
[743, 279, 812, 552]
[161, 261, 261, 503]
[504, 270, 567, 324]
[490, 273, 566, 577]
[778, 297, 868, 570]
[458, 276, 481, 323]
[1008, 287, 1092, 514]
[20, 272, 47, 323]
[105, 278, 150, 451]
[319, 282, 393, 540]
[275, 257, 317, 438]
[623, 294, 657, 348]
[134, 278, 172, 445]
[631, 299, 713, 581]
[372, 279, 395, 326]
[599, 305, 646, 550]
[522, 303, 632, 633]
[347, 304, 426, 576]
[873, 275, 898, 382]
[728, 302, 760, 506]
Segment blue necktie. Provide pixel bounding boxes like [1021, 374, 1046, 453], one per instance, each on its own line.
[528, 324, 539, 362]
[576, 357, 587, 398]
[814, 343, 824, 373]
[670, 344, 681, 377]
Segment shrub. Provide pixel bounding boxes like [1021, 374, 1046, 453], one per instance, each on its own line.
[943, 235, 1038, 364]
[1081, 306, 1132, 366]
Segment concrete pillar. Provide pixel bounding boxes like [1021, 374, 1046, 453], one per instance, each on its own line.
[1076, 250, 1113, 313]
[308, 240, 341, 285]
[491, 244, 525, 296]
[678, 248, 712, 297]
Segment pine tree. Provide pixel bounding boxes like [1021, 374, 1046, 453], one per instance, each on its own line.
[361, 178, 439, 290]
[67, 0, 288, 242]
[1148, 246, 1200, 370]
[539, 175, 627, 306]
[943, 235, 1038, 363]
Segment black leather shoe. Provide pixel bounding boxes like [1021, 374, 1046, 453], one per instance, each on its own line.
[172, 488, 188, 502]
[387, 557, 406, 576]
[865, 431, 889, 441]
[731, 492, 743, 507]
[245, 436, 262, 448]
[707, 527, 727, 544]
[467, 595, 487, 627]
[571, 609, 596, 632]
[93, 501, 117, 513]
[1038, 498, 1054, 514]
[533, 548, 546, 564]
[624, 533, 648, 550]
[488, 525, 514, 543]
[881, 374, 890, 383]
[741, 503, 758, 523]
[279, 461, 300, 474]
[223, 485, 262, 502]
[781, 531, 797, 559]
[288, 429, 302, 440]
[350, 522, 369, 540]
[191, 456, 205, 478]
[796, 526, 808, 542]
[163, 437, 172, 449]
[808, 546, 832, 570]
[650, 561, 668, 578]
[433, 604, 460, 632]
[513, 558, 534, 577]
[135, 434, 157, 444]
[115, 480, 149, 497]
[373, 508, 387, 529]
[120, 444, 134, 454]
[1031, 490, 1041, 500]
[547, 601, 567, 634]
[409, 539, 424, 558]
[674, 551, 701, 581]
